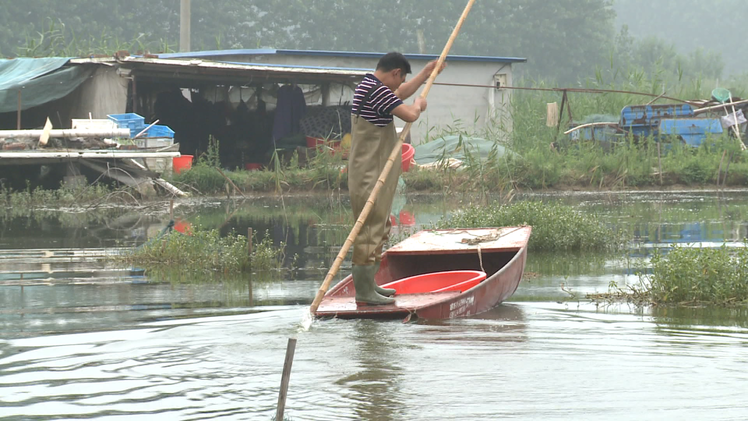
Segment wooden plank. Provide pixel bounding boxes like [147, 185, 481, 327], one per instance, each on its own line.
[315, 291, 460, 317]
[386, 227, 531, 255]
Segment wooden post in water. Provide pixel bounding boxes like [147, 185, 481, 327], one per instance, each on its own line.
[169, 199, 174, 220]
[247, 227, 254, 305]
[276, 338, 297, 421]
[247, 227, 253, 257]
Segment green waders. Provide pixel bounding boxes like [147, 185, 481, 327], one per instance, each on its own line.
[348, 114, 401, 304]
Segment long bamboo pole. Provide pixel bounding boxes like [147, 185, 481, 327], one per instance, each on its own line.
[310, 0, 477, 314]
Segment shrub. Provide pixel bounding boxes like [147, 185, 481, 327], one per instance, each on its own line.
[434, 200, 625, 252]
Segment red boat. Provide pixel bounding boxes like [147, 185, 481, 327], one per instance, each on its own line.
[313, 226, 532, 320]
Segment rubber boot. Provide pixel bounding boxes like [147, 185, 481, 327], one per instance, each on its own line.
[373, 261, 396, 297]
[353, 264, 395, 305]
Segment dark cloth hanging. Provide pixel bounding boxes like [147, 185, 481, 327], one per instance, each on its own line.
[272, 85, 307, 141]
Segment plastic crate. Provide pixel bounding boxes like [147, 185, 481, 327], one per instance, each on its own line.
[107, 113, 145, 137]
[139, 124, 175, 138]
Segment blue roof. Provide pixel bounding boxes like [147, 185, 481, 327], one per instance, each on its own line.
[157, 49, 527, 64]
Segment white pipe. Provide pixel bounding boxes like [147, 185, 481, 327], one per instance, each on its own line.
[0, 128, 131, 138]
[0, 151, 180, 159]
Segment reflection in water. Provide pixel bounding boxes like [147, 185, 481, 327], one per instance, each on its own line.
[335, 321, 405, 421]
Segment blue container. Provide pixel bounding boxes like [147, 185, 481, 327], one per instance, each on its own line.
[107, 113, 145, 138]
[140, 124, 175, 139]
[659, 118, 723, 147]
[620, 104, 695, 138]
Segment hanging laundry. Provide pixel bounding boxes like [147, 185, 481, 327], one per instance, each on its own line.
[272, 84, 307, 141]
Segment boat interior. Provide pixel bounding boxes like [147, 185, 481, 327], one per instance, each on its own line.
[382, 249, 519, 284]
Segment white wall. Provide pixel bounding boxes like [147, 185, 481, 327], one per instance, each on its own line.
[209, 54, 514, 144]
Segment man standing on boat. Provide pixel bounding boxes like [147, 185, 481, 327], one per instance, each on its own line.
[349, 52, 444, 305]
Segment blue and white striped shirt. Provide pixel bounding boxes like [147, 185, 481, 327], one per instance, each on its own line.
[351, 74, 403, 127]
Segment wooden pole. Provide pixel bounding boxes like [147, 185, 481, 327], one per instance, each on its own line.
[309, 0, 477, 314]
[16, 90, 21, 130]
[275, 338, 297, 421]
[728, 94, 743, 148]
[247, 227, 253, 257]
[716, 150, 727, 186]
[248, 226, 254, 306]
[180, 0, 191, 52]
[170, 199, 174, 220]
[693, 98, 748, 115]
[723, 153, 732, 187]
[216, 167, 247, 199]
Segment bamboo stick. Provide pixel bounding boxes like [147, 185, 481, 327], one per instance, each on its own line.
[564, 121, 619, 135]
[728, 95, 743, 149]
[693, 98, 748, 115]
[310, 0, 477, 314]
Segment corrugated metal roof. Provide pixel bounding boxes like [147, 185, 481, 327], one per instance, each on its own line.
[111, 56, 368, 85]
[156, 49, 527, 64]
[122, 56, 366, 75]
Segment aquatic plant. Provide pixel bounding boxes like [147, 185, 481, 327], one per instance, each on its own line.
[434, 201, 626, 252]
[116, 224, 284, 274]
[0, 182, 132, 216]
[645, 244, 748, 305]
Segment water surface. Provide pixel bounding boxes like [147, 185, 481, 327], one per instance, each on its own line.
[1, 191, 747, 420]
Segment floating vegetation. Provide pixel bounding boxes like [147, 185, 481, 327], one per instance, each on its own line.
[646, 244, 748, 305]
[434, 201, 626, 252]
[587, 244, 748, 306]
[115, 223, 284, 274]
[0, 183, 134, 215]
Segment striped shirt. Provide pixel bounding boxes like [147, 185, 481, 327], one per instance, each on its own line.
[351, 74, 403, 127]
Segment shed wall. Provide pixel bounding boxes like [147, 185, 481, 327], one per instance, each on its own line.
[210, 54, 514, 143]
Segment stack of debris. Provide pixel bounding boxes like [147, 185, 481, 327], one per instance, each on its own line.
[565, 90, 748, 149]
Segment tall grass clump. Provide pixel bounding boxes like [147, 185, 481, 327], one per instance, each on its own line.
[117, 224, 284, 274]
[434, 201, 625, 252]
[1, 182, 127, 214]
[645, 244, 748, 305]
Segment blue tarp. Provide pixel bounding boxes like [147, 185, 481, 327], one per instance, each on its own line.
[0, 57, 93, 113]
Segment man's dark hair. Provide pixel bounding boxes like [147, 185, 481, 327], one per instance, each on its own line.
[376, 52, 412, 74]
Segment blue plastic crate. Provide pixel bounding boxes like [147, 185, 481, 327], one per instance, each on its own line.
[140, 124, 175, 138]
[107, 113, 145, 137]
[107, 113, 145, 128]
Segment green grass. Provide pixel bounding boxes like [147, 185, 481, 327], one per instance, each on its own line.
[645, 244, 748, 305]
[433, 201, 626, 252]
[115, 224, 284, 274]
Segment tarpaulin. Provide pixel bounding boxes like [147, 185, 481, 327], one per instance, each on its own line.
[413, 135, 517, 166]
[0, 58, 93, 113]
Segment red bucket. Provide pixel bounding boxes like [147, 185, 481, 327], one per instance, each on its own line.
[399, 210, 416, 226]
[173, 154, 193, 174]
[401, 143, 415, 172]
